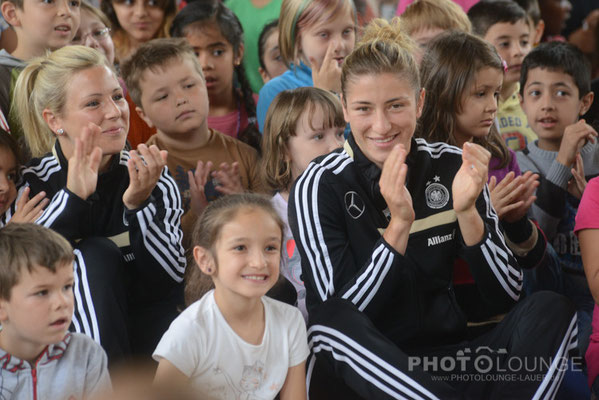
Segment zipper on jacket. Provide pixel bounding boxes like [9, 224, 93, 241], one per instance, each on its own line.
[31, 367, 37, 400]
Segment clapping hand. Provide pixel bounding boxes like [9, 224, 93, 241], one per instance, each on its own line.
[123, 144, 168, 210]
[489, 171, 539, 222]
[66, 123, 102, 200]
[568, 153, 587, 199]
[452, 142, 490, 213]
[188, 160, 213, 216]
[556, 119, 597, 168]
[212, 162, 244, 195]
[9, 187, 48, 223]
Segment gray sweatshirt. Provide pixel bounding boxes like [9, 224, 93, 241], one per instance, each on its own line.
[517, 140, 599, 271]
[0, 332, 111, 400]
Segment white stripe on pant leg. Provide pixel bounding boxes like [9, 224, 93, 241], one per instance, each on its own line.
[72, 252, 91, 337]
[306, 353, 316, 400]
[532, 314, 577, 400]
[311, 338, 432, 400]
[543, 359, 568, 400]
[73, 250, 101, 343]
[542, 315, 579, 400]
[309, 326, 440, 400]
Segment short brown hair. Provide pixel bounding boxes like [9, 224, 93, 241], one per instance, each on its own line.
[120, 37, 204, 108]
[0, 224, 73, 299]
[400, 0, 471, 36]
[261, 87, 345, 192]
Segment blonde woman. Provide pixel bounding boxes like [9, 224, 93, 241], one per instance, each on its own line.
[11, 45, 185, 360]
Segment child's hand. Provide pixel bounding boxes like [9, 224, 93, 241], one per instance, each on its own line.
[66, 123, 103, 200]
[489, 172, 524, 219]
[188, 160, 213, 216]
[379, 144, 414, 225]
[310, 40, 342, 93]
[123, 144, 167, 210]
[8, 187, 48, 223]
[452, 142, 490, 214]
[490, 171, 538, 222]
[212, 162, 244, 195]
[568, 153, 587, 199]
[556, 119, 597, 168]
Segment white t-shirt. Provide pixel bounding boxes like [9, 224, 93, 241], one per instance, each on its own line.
[153, 290, 310, 400]
[271, 193, 308, 320]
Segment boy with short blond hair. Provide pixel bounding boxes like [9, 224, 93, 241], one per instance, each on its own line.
[0, 223, 110, 400]
[0, 0, 80, 138]
[469, 0, 536, 151]
[401, 0, 472, 48]
[121, 38, 263, 247]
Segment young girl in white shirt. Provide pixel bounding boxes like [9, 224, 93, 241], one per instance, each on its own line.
[153, 193, 309, 400]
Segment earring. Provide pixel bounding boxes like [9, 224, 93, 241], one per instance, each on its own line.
[56, 128, 64, 136]
[207, 268, 212, 273]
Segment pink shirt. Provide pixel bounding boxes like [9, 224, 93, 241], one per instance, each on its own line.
[207, 94, 258, 139]
[396, 0, 479, 15]
[574, 177, 599, 387]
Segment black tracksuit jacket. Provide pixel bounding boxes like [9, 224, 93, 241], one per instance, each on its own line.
[289, 134, 522, 349]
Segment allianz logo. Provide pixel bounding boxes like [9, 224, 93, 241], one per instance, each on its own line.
[427, 230, 455, 247]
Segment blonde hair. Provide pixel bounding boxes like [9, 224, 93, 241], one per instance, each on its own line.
[279, 0, 356, 67]
[184, 194, 284, 305]
[341, 17, 420, 99]
[400, 0, 471, 36]
[81, 1, 112, 30]
[12, 46, 112, 157]
[261, 87, 345, 192]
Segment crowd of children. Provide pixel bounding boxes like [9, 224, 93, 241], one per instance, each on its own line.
[0, 0, 599, 398]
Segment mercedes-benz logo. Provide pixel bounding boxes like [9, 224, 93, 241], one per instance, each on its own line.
[344, 191, 365, 219]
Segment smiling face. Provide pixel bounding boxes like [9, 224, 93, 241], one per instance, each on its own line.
[72, 9, 115, 65]
[8, 0, 80, 56]
[287, 106, 345, 181]
[137, 56, 209, 138]
[43, 65, 129, 167]
[0, 262, 74, 363]
[199, 207, 282, 303]
[185, 22, 241, 103]
[298, 7, 355, 69]
[342, 72, 424, 169]
[111, 0, 164, 45]
[520, 67, 593, 150]
[484, 19, 531, 86]
[0, 146, 18, 215]
[454, 67, 503, 147]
